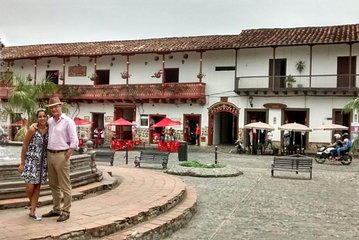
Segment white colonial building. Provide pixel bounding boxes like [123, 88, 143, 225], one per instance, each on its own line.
[1, 23, 358, 152]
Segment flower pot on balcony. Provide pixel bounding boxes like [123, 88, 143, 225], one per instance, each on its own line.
[285, 74, 296, 88]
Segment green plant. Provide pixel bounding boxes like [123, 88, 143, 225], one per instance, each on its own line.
[121, 71, 131, 79]
[296, 60, 305, 74]
[197, 73, 205, 79]
[179, 160, 225, 168]
[285, 74, 296, 83]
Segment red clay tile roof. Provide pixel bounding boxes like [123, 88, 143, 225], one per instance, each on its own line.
[234, 24, 359, 48]
[1, 24, 358, 60]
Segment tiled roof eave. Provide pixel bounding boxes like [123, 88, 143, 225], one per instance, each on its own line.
[1, 46, 239, 61]
[236, 40, 359, 49]
[1, 23, 359, 60]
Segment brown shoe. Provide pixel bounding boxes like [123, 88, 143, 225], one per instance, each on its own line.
[57, 213, 70, 222]
[42, 210, 61, 218]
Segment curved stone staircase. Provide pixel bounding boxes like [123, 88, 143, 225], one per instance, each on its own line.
[0, 158, 197, 239]
[0, 153, 103, 209]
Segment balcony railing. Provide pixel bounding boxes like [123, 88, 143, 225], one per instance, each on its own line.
[0, 82, 206, 104]
[235, 74, 358, 96]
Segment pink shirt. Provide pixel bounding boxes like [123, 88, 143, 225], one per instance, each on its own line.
[48, 114, 79, 150]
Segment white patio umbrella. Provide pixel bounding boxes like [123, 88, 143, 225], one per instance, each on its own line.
[279, 122, 312, 132]
[244, 121, 275, 131]
[313, 123, 348, 131]
[279, 122, 311, 150]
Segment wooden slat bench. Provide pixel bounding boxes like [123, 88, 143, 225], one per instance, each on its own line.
[271, 155, 313, 179]
[95, 150, 115, 166]
[134, 151, 170, 169]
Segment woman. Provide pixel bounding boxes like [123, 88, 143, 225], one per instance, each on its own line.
[18, 109, 48, 221]
[195, 123, 200, 146]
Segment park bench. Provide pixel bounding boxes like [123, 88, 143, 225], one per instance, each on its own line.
[95, 150, 115, 166]
[134, 151, 170, 169]
[271, 155, 313, 179]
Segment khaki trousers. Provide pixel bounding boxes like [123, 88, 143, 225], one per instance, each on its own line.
[47, 152, 72, 213]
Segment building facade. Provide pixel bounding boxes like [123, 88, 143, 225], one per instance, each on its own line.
[1, 24, 358, 151]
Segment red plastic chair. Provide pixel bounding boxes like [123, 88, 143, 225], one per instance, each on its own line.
[157, 141, 167, 152]
[171, 141, 179, 152]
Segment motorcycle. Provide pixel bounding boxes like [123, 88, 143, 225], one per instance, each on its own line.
[314, 146, 352, 165]
[230, 139, 246, 154]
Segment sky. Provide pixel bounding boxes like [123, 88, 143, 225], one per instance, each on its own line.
[1, 0, 359, 46]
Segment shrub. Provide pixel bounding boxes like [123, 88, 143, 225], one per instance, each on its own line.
[179, 160, 225, 168]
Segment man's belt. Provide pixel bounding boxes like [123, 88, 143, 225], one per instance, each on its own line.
[47, 149, 68, 153]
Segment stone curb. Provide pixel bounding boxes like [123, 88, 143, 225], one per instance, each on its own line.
[104, 186, 198, 240]
[165, 165, 243, 178]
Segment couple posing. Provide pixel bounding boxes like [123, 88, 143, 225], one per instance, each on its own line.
[18, 96, 79, 222]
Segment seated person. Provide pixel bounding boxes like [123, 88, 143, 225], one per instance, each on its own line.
[329, 133, 342, 158]
[336, 133, 352, 158]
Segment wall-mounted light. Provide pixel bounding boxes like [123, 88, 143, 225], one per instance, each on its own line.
[248, 96, 253, 108]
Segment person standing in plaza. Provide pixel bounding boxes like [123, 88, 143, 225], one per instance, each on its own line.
[265, 130, 273, 150]
[18, 109, 48, 221]
[92, 127, 99, 148]
[195, 123, 200, 146]
[41, 97, 78, 222]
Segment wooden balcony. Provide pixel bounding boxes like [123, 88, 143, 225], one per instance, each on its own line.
[0, 82, 206, 104]
[235, 74, 359, 97]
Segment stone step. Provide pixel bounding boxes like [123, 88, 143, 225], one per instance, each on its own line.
[102, 186, 197, 240]
[0, 172, 117, 210]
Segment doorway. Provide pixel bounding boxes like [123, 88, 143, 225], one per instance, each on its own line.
[269, 58, 287, 89]
[183, 114, 201, 145]
[212, 112, 238, 145]
[337, 56, 356, 88]
[208, 101, 239, 146]
[91, 112, 104, 145]
[282, 109, 309, 149]
[245, 110, 268, 153]
[113, 105, 136, 140]
[149, 114, 166, 143]
[333, 109, 351, 136]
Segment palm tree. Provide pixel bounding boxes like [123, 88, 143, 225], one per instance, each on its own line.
[343, 99, 359, 152]
[2, 75, 58, 140]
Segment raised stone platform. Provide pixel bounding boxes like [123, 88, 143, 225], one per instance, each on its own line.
[0, 166, 197, 240]
[0, 152, 103, 208]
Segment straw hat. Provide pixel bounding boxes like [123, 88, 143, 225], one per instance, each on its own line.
[47, 96, 63, 107]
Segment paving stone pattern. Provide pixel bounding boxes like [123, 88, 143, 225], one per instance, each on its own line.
[116, 148, 359, 240]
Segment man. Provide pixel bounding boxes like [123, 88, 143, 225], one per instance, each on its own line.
[265, 130, 273, 150]
[42, 96, 78, 222]
[336, 133, 352, 159]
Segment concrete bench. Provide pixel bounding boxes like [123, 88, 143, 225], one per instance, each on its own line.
[134, 151, 170, 169]
[95, 150, 115, 166]
[271, 154, 313, 179]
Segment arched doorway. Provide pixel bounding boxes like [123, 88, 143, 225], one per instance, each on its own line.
[208, 101, 239, 146]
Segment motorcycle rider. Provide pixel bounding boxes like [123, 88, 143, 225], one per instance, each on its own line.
[329, 134, 342, 159]
[336, 133, 352, 159]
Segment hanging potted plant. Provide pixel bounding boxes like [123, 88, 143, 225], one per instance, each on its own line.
[197, 72, 206, 79]
[296, 60, 305, 74]
[151, 70, 162, 78]
[285, 74, 296, 88]
[121, 71, 131, 79]
[89, 73, 98, 81]
[295, 60, 305, 87]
